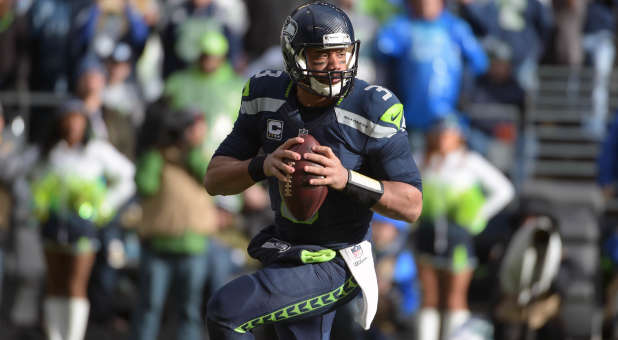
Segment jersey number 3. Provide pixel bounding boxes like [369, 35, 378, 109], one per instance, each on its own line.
[364, 85, 392, 101]
[255, 70, 284, 78]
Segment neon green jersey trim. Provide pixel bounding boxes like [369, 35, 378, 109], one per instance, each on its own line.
[234, 277, 358, 333]
[242, 79, 250, 97]
[284, 81, 293, 98]
[380, 103, 404, 130]
[300, 249, 336, 263]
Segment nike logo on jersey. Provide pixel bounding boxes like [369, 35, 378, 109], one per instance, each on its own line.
[391, 110, 401, 122]
[380, 103, 404, 130]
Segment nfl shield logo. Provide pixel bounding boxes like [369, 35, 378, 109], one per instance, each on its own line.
[351, 245, 363, 259]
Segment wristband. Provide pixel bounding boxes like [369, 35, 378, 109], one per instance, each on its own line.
[343, 169, 384, 208]
[248, 155, 267, 182]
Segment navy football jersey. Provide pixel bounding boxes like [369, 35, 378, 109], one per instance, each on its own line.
[214, 70, 422, 249]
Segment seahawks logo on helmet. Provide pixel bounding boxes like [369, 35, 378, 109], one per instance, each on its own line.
[282, 16, 298, 43]
[281, 16, 298, 64]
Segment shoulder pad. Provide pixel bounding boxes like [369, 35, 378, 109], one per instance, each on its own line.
[343, 80, 405, 131]
[243, 70, 292, 101]
[240, 70, 291, 116]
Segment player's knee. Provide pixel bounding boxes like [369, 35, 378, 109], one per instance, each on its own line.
[206, 275, 257, 323]
[206, 291, 226, 322]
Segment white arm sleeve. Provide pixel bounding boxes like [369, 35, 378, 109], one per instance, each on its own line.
[91, 140, 136, 211]
[469, 152, 515, 221]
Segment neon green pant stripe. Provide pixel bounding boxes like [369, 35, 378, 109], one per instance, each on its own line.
[234, 277, 358, 333]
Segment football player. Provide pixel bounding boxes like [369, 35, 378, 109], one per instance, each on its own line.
[203, 2, 423, 339]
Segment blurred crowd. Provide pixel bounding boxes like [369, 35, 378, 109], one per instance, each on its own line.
[1, 0, 618, 339]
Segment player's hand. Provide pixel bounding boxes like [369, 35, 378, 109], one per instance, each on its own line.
[263, 137, 304, 182]
[303, 145, 348, 190]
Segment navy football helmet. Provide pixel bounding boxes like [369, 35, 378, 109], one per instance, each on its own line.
[281, 2, 360, 98]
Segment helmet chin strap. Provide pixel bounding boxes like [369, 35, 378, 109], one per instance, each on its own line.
[309, 76, 345, 97]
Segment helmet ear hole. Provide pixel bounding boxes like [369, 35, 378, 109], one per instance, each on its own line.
[296, 48, 308, 76]
[346, 44, 357, 70]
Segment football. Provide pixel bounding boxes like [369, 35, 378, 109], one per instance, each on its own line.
[279, 134, 328, 221]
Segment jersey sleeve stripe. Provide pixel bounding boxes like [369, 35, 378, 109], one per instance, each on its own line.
[240, 97, 286, 115]
[334, 107, 398, 139]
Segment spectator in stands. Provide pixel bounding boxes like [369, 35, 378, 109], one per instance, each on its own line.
[462, 37, 525, 185]
[165, 30, 268, 242]
[25, 0, 74, 93]
[0, 0, 28, 90]
[164, 30, 244, 160]
[71, 0, 149, 79]
[457, 0, 552, 187]
[159, 0, 247, 77]
[551, 0, 590, 109]
[130, 106, 217, 340]
[375, 0, 488, 144]
[129, 0, 163, 103]
[31, 98, 134, 340]
[552, 0, 589, 67]
[413, 116, 514, 340]
[102, 42, 145, 159]
[467, 37, 526, 109]
[581, 0, 616, 139]
[76, 56, 110, 140]
[458, 0, 553, 95]
[25, 0, 76, 145]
